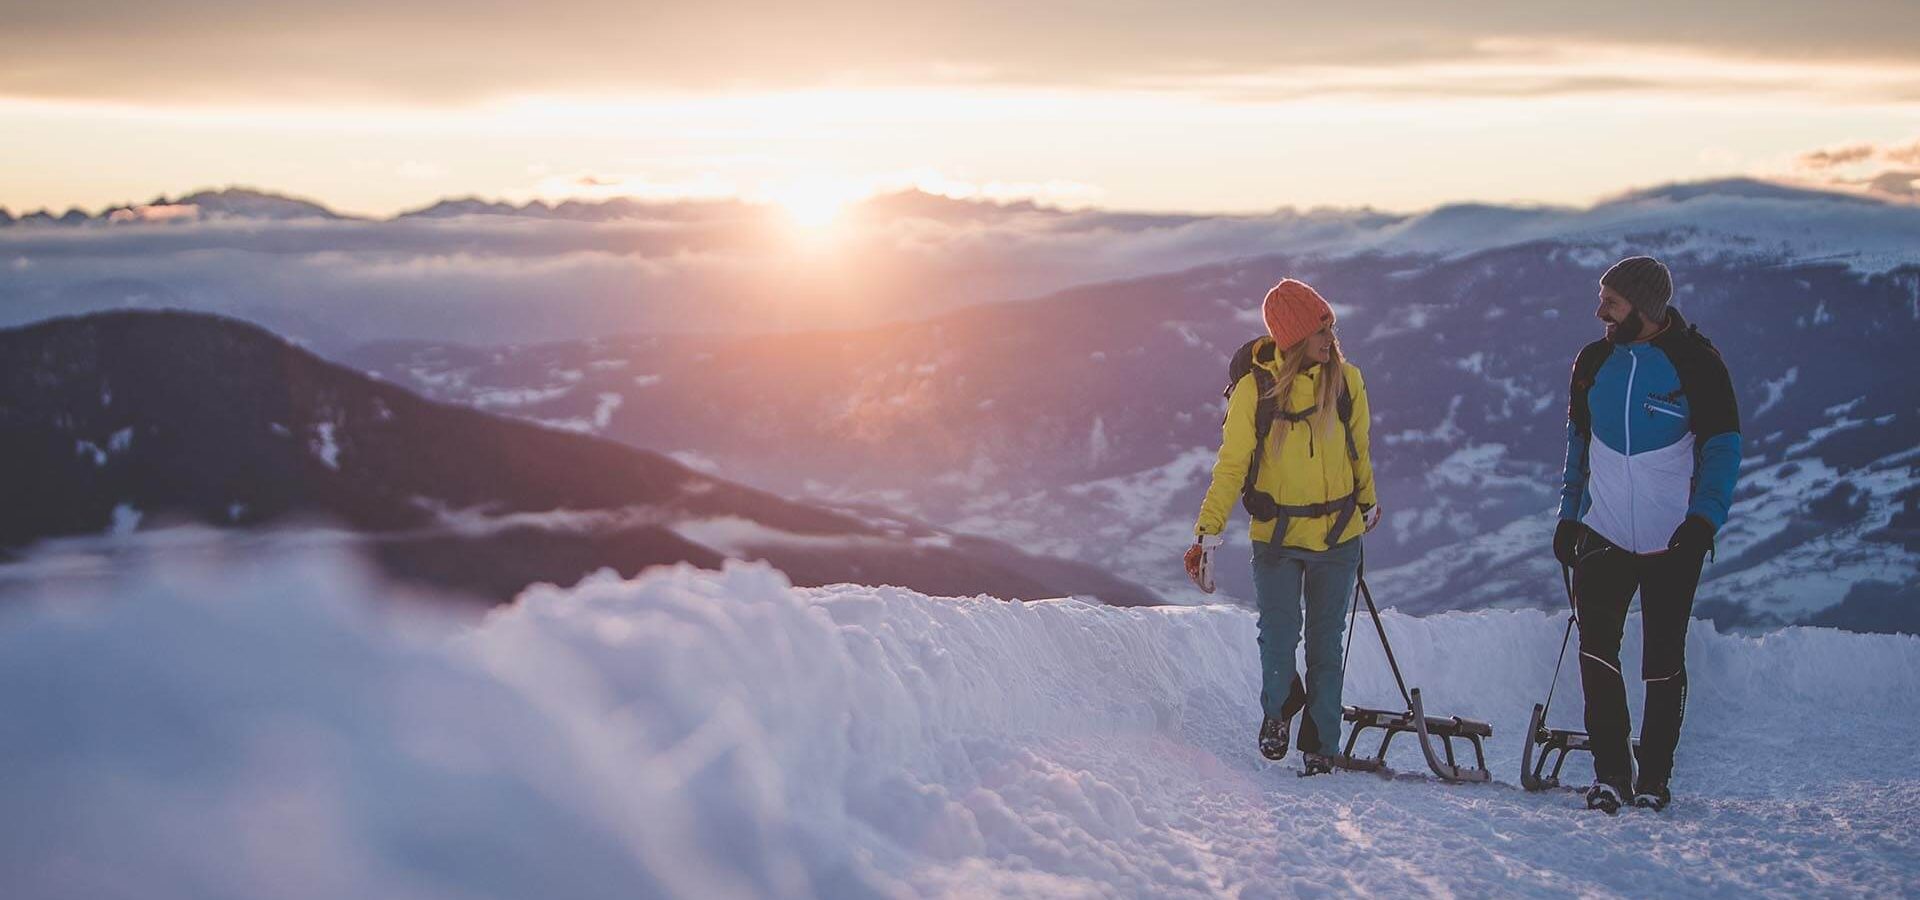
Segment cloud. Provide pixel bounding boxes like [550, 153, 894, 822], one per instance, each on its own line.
[5, 2, 1920, 104]
[1856, 170, 1920, 200]
[0, 191, 1398, 348]
[1791, 136, 1920, 201]
[1798, 144, 1878, 170]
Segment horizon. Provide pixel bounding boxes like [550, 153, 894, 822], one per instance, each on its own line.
[1, 172, 1909, 225]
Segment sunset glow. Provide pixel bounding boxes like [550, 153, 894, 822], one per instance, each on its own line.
[2, 7, 1917, 216]
[764, 178, 867, 230]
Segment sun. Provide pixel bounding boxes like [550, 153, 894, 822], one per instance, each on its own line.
[765, 178, 866, 230]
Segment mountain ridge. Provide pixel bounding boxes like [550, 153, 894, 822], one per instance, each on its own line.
[0, 309, 1159, 605]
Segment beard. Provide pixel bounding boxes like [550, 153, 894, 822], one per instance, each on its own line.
[1604, 307, 1645, 344]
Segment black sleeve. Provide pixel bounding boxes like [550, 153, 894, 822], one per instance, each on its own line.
[1568, 340, 1612, 439]
[1673, 337, 1739, 439]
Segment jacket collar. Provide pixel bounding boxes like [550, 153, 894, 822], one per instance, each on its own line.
[1253, 337, 1326, 379]
[1646, 306, 1691, 349]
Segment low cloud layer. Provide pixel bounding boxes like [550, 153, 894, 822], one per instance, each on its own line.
[0, 194, 1396, 348]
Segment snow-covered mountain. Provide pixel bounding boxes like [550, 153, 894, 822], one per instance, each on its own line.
[5, 545, 1914, 897]
[350, 182, 1920, 632]
[2, 187, 346, 226]
[0, 310, 1156, 605]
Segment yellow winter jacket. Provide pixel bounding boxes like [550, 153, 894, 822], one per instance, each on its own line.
[1194, 347, 1377, 550]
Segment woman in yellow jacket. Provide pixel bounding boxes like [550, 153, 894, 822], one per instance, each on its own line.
[1184, 279, 1381, 774]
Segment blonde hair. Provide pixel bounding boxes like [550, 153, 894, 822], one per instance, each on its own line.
[1263, 330, 1346, 455]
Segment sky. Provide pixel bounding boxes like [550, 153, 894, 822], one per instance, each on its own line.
[4, 0, 1920, 217]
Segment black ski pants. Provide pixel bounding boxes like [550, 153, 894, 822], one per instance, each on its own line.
[1572, 529, 1704, 788]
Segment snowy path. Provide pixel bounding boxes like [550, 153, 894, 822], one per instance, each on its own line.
[2, 547, 1916, 898]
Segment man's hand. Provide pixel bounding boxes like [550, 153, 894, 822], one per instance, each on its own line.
[1553, 519, 1585, 568]
[1667, 515, 1716, 559]
[1185, 534, 1224, 593]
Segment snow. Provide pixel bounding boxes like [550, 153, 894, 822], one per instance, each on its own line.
[1822, 396, 1865, 418]
[533, 394, 622, 434]
[1785, 416, 1867, 457]
[1163, 322, 1206, 348]
[107, 503, 141, 535]
[1422, 444, 1543, 493]
[1381, 395, 1465, 446]
[1754, 367, 1798, 418]
[310, 422, 341, 470]
[670, 450, 721, 474]
[108, 427, 133, 453]
[1087, 416, 1110, 468]
[632, 374, 663, 388]
[1704, 454, 1920, 622]
[473, 385, 575, 407]
[670, 516, 894, 555]
[1, 544, 1914, 898]
[75, 440, 106, 466]
[1361, 190, 1920, 275]
[951, 447, 1221, 604]
[591, 393, 622, 429]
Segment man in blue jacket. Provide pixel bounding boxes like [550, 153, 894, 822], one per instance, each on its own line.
[1554, 256, 1741, 814]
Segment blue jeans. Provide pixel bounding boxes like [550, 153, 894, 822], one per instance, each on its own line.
[1252, 537, 1362, 755]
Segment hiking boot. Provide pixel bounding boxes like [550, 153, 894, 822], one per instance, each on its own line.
[1632, 780, 1671, 812]
[1259, 715, 1290, 761]
[1299, 752, 1335, 777]
[1584, 779, 1629, 815]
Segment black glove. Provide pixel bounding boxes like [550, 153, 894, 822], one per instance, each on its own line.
[1553, 519, 1584, 568]
[1667, 515, 1716, 558]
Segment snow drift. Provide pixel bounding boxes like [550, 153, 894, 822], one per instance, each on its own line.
[2, 541, 1915, 898]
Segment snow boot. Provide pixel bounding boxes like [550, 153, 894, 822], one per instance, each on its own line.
[1584, 779, 1630, 815]
[1298, 752, 1335, 777]
[1259, 715, 1290, 761]
[1632, 780, 1671, 812]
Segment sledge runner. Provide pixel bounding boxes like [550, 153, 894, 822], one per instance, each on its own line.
[1185, 278, 1382, 770]
[1555, 256, 1742, 813]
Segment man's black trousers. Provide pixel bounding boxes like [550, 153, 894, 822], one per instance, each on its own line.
[1573, 529, 1705, 788]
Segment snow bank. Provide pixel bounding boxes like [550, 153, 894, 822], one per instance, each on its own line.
[2, 544, 1914, 898]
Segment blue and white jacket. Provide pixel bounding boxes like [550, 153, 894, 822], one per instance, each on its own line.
[1559, 307, 1742, 554]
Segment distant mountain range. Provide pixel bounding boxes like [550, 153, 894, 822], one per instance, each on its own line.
[342, 184, 1920, 634]
[0, 311, 1158, 606]
[7, 180, 1917, 632]
[6, 178, 1916, 347]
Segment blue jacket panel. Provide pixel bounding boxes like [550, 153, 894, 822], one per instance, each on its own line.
[1559, 307, 1742, 552]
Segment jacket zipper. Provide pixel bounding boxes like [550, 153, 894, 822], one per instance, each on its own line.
[1624, 348, 1638, 549]
[1644, 403, 1685, 419]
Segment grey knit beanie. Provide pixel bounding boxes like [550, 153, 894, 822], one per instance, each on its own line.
[1600, 256, 1673, 321]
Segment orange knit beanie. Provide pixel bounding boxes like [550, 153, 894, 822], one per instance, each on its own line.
[1262, 279, 1335, 350]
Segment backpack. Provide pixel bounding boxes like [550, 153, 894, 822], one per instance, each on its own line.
[1224, 336, 1359, 532]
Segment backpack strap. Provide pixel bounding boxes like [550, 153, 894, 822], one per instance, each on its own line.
[1240, 357, 1366, 527]
[1241, 366, 1280, 521]
[1336, 372, 1358, 461]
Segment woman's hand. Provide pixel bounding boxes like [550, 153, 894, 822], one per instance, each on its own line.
[1363, 504, 1383, 534]
[1185, 534, 1224, 593]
